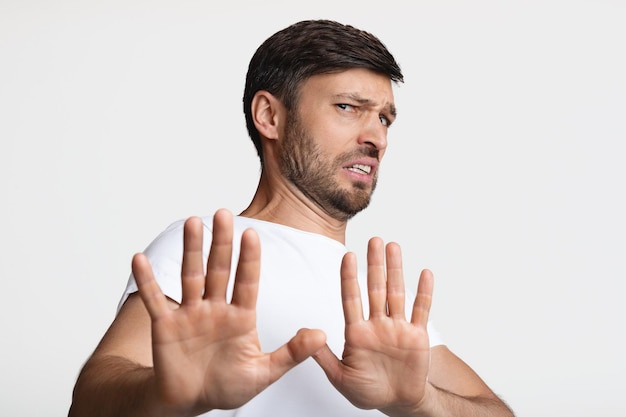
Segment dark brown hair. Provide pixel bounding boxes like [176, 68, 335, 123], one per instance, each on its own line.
[243, 19, 403, 162]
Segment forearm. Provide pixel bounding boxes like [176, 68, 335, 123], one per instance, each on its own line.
[69, 355, 181, 417]
[382, 383, 515, 417]
[423, 383, 514, 417]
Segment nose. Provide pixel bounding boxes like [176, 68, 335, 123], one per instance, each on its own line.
[357, 114, 388, 153]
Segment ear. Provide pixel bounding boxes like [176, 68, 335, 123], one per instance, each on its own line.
[251, 90, 285, 141]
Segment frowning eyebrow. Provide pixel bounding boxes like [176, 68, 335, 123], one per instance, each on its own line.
[333, 93, 397, 118]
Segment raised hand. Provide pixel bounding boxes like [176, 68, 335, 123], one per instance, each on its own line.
[313, 237, 434, 416]
[132, 209, 326, 416]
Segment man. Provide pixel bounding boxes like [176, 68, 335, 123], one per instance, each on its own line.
[69, 19, 514, 417]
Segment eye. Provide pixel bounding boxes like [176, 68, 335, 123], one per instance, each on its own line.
[379, 114, 391, 127]
[337, 103, 355, 112]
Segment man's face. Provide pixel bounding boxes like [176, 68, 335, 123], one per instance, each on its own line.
[278, 68, 396, 221]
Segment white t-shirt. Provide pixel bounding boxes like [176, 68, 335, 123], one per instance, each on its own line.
[119, 215, 444, 417]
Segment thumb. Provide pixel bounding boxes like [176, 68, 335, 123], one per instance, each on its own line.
[268, 328, 327, 381]
[312, 344, 343, 384]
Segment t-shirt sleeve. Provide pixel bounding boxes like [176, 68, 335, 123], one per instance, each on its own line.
[426, 319, 444, 347]
[116, 218, 196, 313]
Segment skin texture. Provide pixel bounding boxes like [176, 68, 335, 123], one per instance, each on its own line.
[239, 69, 394, 239]
[312, 239, 434, 410]
[69, 69, 515, 417]
[134, 213, 327, 415]
[277, 79, 391, 220]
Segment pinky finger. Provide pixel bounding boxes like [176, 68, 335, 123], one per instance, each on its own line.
[132, 253, 170, 321]
[410, 269, 434, 328]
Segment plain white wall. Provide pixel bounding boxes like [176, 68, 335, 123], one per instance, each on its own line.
[1, 1, 625, 416]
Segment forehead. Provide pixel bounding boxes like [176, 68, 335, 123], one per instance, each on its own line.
[298, 68, 396, 109]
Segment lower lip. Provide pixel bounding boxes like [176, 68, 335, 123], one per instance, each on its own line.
[343, 168, 373, 183]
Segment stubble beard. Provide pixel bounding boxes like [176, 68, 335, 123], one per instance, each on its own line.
[278, 111, 378, 221]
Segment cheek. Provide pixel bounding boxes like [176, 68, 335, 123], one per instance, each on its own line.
[302, 108, 361, 152]
[315, 122, 358, 150]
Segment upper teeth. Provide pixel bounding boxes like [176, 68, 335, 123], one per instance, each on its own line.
[349, 164, 371, 174]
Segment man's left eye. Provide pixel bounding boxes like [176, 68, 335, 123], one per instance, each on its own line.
[337, 103, 355, 111]
[379, 115, 390, 127]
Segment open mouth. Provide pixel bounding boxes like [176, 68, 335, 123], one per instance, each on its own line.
[346, 164, 372, 175]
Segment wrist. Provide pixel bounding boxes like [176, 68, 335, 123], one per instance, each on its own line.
[380, 382, 438, 417]
[143, 376, 204, 417]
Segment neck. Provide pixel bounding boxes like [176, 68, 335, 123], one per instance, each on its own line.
[239, 172, 349, 244]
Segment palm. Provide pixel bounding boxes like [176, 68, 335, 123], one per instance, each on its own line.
[149, 293, 267, 410]
[338, 315, 431, 407]
[314, 238, 433, 412]
[132, 210, 326, 415]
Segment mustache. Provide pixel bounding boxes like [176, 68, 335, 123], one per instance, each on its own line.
[338, 147, 379, 163]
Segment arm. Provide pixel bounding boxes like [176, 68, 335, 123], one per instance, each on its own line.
[69, 295, 174, 417]
[69, 210, 326, 417]
[416, 346, 514, 417]
[313, 237, 514, 417]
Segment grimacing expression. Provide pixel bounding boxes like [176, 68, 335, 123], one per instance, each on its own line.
[278, 109, 379, 221]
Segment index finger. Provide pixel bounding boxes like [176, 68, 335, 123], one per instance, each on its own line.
[341, 252, 364, 325]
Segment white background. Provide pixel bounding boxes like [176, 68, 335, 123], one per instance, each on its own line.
[1, 1, 625, 416]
